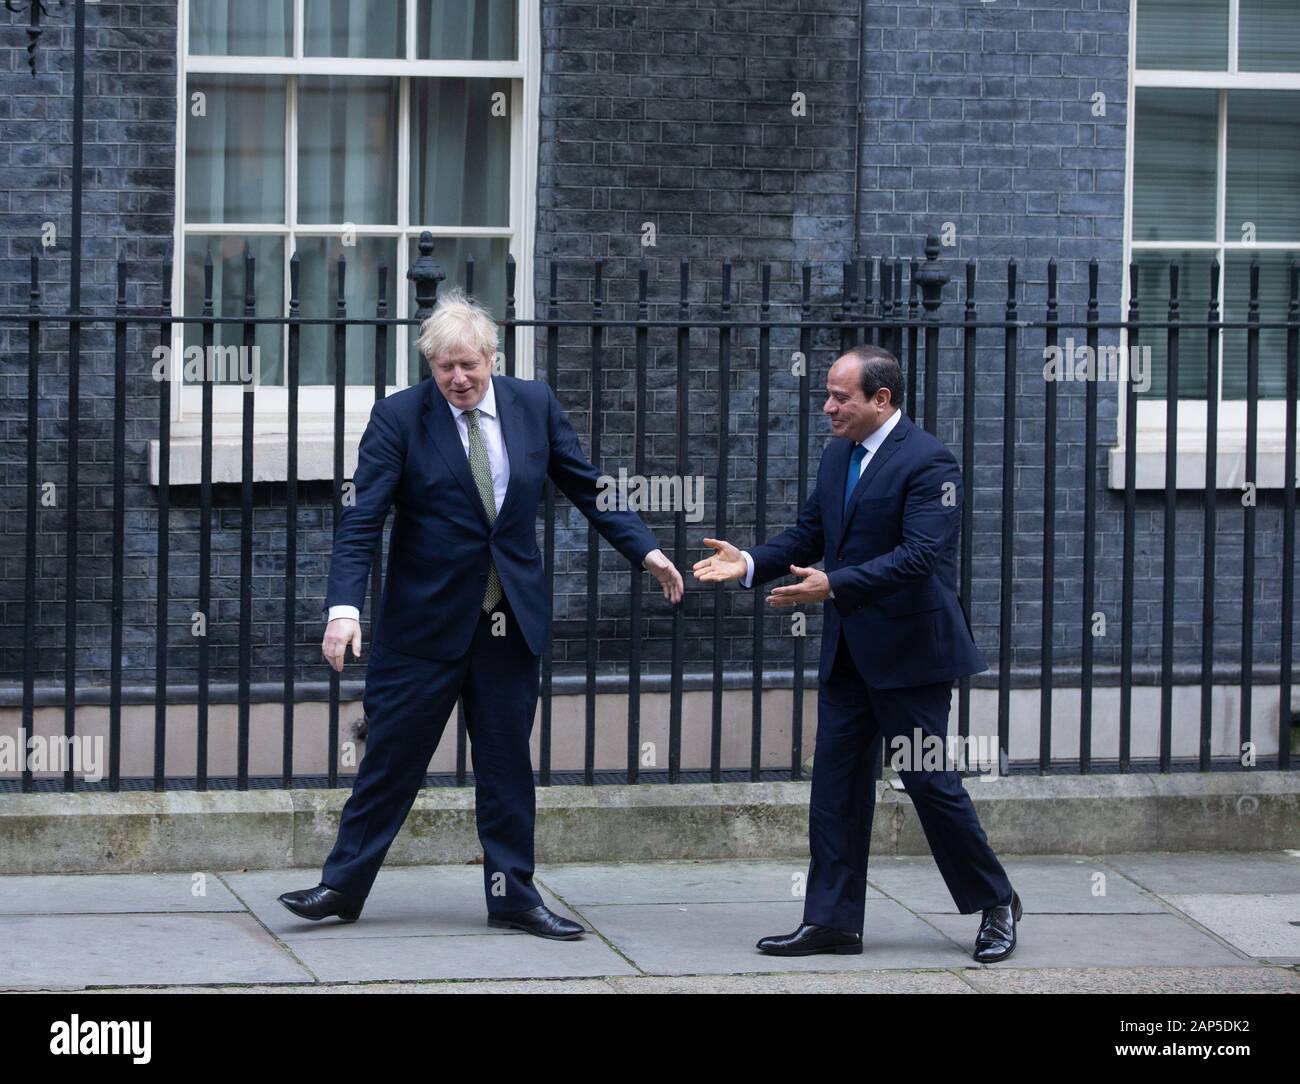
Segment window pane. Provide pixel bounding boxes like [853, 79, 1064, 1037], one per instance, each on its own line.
[1135, 0, 1228, 70]
[182, 235, 285, 386]
[1239, 0, 1300, 72]
[410, 79, 512, 227]
[297, 77, 399, 224]
[1222, 252, 1297, 399]
[1132, 89, 1218, 243]
[407, 236, 509, 384]
[186, 76, 286, 224]
[417, 0, 517, 60]
[1225, 92, 1300, 242]
[295, 237, 398, 387]
[1131, 251, 1213, 400]
[305, 0, 405, 58]
[189, 0, 291, 56]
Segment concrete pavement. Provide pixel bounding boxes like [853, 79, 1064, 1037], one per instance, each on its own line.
[1, 853, 1298, 993]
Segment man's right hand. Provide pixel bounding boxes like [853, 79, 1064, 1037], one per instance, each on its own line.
[322, 618, 362, 673]
[693, 537, 747, 583]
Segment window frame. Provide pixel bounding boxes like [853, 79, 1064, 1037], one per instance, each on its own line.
[161, 0, 540, 484]
[1116, 0, 1300, 489]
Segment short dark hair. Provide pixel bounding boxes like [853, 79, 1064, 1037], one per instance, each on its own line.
[841, 344, 905, 408]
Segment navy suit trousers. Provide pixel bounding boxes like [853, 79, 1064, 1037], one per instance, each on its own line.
[803, 629, 1013, 933]
[321, 597, 543, 913]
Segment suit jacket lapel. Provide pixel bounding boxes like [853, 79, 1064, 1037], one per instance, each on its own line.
[422, 379, 491, 529]
[826, 437, 850, 547]
[841, 411, 910, 537]
[493, 377, 526, 530]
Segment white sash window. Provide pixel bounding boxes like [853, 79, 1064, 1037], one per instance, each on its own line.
[162, 1, 539, 484]
[1119, 0, 1300, 488]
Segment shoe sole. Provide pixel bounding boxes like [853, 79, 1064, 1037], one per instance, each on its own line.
[278, 898, 361, 924]
[487, 917, 584, 940]
[757, 943, 863, 957]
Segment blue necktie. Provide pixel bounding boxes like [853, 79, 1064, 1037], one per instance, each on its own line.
[844, 443, 867, 513]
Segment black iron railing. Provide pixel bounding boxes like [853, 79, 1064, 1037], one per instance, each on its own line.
[1, 233, 1297, 791]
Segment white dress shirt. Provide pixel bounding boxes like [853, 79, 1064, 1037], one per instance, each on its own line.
[327, 378, 510, 624]
[739, 407, 903, 593]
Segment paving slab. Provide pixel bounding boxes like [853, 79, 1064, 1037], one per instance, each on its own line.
[920, 912, 1255, 969]
[534, 859, 882, 906]
[582, 898, 971, 974]
[1162, 893, 1300, 960]
[227, 866, 581, 941]
[1101, 851, 1300, 894]
[0, 872, 245, 915]
[959, 965, 1300, 994]
[287, 931, 638, 982]
[867, 854, 1162, 914]
[0, 913, 311, 988]
[3, 855, 1297, 990]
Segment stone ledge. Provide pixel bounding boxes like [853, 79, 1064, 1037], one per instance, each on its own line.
[0, 774, 1296, 874]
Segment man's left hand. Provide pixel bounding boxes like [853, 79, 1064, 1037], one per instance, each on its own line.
[643, 548, 684, 604]
[766, 564, 830, 607]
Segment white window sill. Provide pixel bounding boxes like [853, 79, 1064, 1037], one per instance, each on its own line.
[1108, 444, 1298, 490]
[149, 427, 366, 486]
[149, 432, 1299, 491]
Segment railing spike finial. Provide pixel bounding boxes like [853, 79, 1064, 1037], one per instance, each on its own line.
[407, 230, 446, 322]
[915, 234, 951, 314]
[5, 0, 64, 77]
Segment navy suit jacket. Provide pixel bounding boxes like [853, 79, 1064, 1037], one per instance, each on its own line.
[324, 374, 660, 661]
[748, 411, 987, 689]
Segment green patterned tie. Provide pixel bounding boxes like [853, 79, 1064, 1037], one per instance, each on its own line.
[464, 408, 502, 612]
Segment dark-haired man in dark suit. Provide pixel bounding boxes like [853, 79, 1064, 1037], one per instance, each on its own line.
[694, 345, 1021, 962]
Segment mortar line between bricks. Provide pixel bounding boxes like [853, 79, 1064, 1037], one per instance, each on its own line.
[214, 870, 323, 985]
[531, 873, 646, 975]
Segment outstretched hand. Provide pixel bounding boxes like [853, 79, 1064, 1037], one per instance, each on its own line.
[765, 564, 831, 606]
[643, 548, 684, 604]
[692, 537, 747, 584]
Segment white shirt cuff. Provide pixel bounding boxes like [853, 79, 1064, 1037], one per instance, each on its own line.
[741, 551, 754, 589]
[327, 605, 360, 623]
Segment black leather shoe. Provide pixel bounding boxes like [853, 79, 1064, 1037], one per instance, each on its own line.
[973, 889, 1022, 963]
[756, 924, 863, 956]
[277, 883, 364, 924]
[488, 905, 585, 940]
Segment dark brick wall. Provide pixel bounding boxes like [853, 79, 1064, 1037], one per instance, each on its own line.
[532, 0, 1293, 680]
[850, 0, 1289, 675]
[0, 2, 344, 689]
[533, 0, 863, 669]
[0, 0, 1292, 695]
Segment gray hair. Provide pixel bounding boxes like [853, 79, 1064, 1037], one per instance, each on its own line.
[414, 286, 499, 364]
